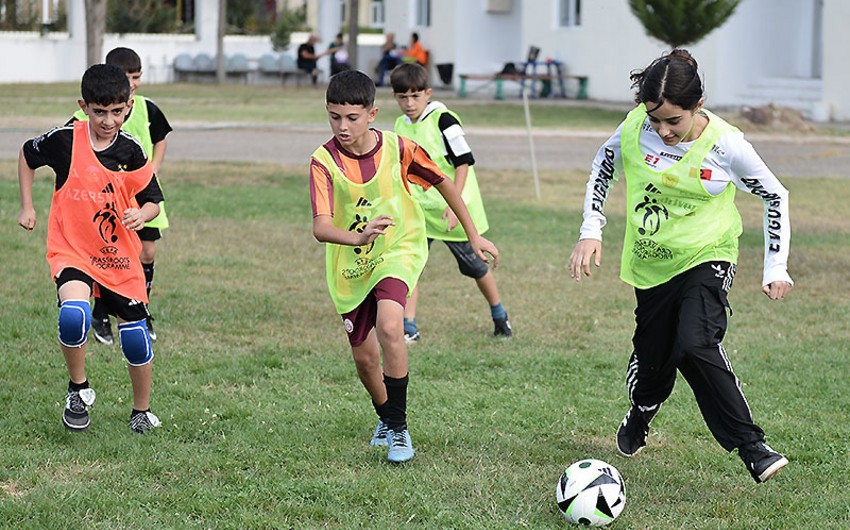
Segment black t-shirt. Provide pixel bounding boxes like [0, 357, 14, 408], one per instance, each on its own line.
[297, 43, 317, 71]
[140, 98, 173, 145]
[22, 125, 163, 205]
[437, 112, 475, 168]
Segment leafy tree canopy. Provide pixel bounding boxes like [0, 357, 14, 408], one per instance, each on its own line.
[629, 0, 740, 48]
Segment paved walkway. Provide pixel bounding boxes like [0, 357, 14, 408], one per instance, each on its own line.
[2, 121, 848, 178]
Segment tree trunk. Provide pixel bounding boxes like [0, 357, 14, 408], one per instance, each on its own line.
[216, 0, 226, 83]
[84, 0, 107, 66]
[347, 0, 359, 70]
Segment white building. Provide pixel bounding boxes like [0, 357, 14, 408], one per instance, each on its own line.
[1, 0, 848, 121]
[380, 0, 849, 121]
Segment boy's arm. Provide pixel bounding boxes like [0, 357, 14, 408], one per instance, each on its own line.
[442, 163, 469, 231]
[123, 201, 161, 232]
[434, 178, 499, 267]
[151, 139, 167, 176]
[17, 148, 37, 231]
[313, 214, 394, 246]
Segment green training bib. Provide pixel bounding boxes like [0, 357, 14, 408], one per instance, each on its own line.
[395, 107, 489, 241]
[313, 131, 428, 314]
[619, 104, 742, 288]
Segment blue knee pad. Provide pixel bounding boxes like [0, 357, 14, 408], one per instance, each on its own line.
[118, 320, 154, 366]
[58, 300, 91, 348]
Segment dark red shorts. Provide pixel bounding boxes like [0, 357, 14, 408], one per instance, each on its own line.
[341, 277, 408, 347]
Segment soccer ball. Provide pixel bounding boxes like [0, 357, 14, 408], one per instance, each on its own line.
[556, 459, 626, 526]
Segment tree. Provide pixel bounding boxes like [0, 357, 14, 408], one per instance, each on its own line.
[84, 0, 108, 66]
[270, 4, 307, 51]
[347, 0, 360, 70]
[629, 0, 740, 48]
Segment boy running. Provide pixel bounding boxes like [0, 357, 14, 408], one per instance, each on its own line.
[391, 63, 511, 341]
[18, 64, 163, 434]
[310, 70, 499, 462]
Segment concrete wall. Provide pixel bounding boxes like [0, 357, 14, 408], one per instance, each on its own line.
[821, 0, 850, 120]
[0, 0, 386, 85]
[519, 0, 819, 106]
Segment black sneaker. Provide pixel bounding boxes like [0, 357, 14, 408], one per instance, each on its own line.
[493, 316, 512, 338]
[146, 315, 157, 341]
[129, 410, 161, 434]
[738, 441, 788, 483]
[91, 317, 114, 345]
[62, 387, 96, 431]
[616, 405, 659, 457]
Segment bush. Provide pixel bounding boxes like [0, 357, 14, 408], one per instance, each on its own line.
[271, 5, 308, 51]
[107, 0, 180, 34]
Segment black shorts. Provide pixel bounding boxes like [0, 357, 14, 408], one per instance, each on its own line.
[428, 239, 490, 279]
[56, 268, 149, 322]
[138, 226, 161, 242]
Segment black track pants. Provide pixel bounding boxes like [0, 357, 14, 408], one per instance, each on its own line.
[626, 261, 765, 451]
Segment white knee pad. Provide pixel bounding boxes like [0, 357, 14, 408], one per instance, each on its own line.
[118, 320, 154, 366]
[58, 299, 91, 348]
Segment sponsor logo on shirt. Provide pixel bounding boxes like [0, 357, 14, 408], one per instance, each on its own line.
[659, 151, 683, 162]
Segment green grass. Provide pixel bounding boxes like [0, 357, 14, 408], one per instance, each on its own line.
[1, 86, 850, 528]
[0, 82, 627, 131]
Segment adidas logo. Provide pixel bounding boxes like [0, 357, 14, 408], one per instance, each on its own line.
[355, 197, 372, 208]
[644, 183, 661, 194]
[101, 183, 115, 194]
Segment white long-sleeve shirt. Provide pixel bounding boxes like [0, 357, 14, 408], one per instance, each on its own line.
[579, 115, 792, 287]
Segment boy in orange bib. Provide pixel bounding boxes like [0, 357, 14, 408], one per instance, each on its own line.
[17, 64, 164, 434]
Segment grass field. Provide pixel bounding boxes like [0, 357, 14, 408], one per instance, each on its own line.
[1, 85, 849, 529]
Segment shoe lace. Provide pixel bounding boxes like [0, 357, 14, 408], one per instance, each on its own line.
[67, 388, 96, 412]
[376, 422, 388, 437]
[130, 411, 161, 432]
[389, 429, 408, 448]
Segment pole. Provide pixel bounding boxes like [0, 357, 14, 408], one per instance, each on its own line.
[522, 90, 541, 199]
[347, 0, 359, 70]
[216, 0, 226, 83]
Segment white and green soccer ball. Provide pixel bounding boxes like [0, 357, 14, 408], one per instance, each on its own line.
[556, 459, 626, 526]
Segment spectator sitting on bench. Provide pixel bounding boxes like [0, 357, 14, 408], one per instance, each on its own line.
[374, 32, 401, 87]
[298, 34, 327, 85]
[403, 32, 428, 67]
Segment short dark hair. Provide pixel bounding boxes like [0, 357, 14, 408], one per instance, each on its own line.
[105, 47, 142, 74]
[390, 63, 429, 93]
[630, 49, 703, 111]
[81, 64, 131, 106]
[326, 69, 375, 107]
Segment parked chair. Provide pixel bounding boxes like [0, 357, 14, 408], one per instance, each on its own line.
[258, 53, 282, 76]
[173, 53, 195, 82]
[226, 53, 251, 82]
[193, 53, 216, 75]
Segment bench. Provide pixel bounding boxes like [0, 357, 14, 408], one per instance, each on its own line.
[258, 53, 313, 85]
[458, 60, 588, 100]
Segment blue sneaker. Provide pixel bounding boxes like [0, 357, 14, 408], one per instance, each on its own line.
[370, 419, 389, 447]
[386, 427, 415, 463]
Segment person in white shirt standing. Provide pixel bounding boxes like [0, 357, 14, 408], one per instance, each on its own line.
[568, 49, 791, 484]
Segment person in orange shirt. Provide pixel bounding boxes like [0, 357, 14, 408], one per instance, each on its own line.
[17, 64, 163, 434]
[310, 70, 498, 463]
[403, 32, 428, 66]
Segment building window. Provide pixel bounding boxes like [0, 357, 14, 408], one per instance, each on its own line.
[370, 0, 384, 28]
[559, 0, 581, 27]
[415, 0, 431, 27]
